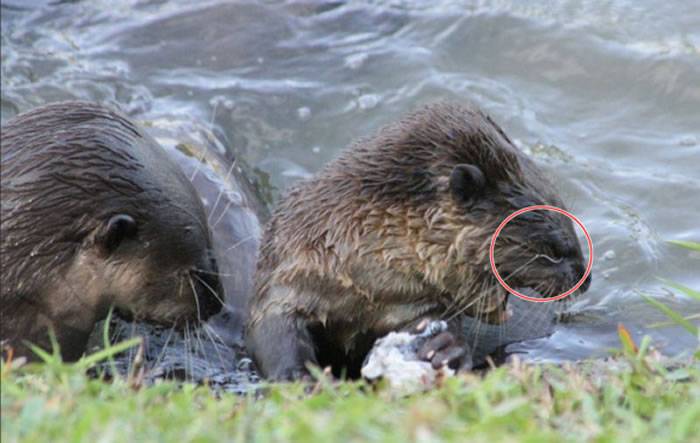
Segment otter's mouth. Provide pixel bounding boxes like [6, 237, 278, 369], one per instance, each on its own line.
[497, 252, 591, 301]
[510, 269, 591, 301]
[475, 279, 590, 326]
[474, 256, 591, 326]
[189, 268, 224, 321]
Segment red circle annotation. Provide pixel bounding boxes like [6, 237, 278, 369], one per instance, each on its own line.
[489, 205, 593, 303]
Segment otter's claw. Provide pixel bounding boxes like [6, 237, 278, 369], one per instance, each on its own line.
[417, 331, 468, 370]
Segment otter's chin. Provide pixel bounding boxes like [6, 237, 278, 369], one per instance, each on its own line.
[507, 260, 590, 301]
[121, 308, 201, 330]
[512, 274, 589, 302]
[114, 308, 134, 322]
[513, 286, 550, 300]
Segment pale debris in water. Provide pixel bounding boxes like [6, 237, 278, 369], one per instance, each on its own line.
[361, 320, 454, 395]
[297, 106, 312, 122]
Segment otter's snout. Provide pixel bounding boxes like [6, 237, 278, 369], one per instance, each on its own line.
[570, 260, 591, 293]
[191, 251, 224, 320]
[501, 220, 591, 299]
[542, 223, 591, 296]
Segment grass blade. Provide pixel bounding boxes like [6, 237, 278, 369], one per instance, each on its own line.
[657, 278, 700, 301]
[617, 323, 638, 355]
[78, 337, 142, 369]
[668, 240, 700, 252]
[26, 343, 57, 364]
[642, 294, 699, 336]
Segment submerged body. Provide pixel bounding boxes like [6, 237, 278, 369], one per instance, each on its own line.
[247, 102, 591, 380]
[1, 102, 223, 361]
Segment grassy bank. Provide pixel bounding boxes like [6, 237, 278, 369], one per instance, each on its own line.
[3, 241, 698, 443]
[2, 348, 698, 443]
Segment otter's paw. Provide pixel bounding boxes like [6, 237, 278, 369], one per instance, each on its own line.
[417, 332, 472, 371]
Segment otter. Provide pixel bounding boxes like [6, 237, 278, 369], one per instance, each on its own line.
[1, 101, 224, 362]
[246, 102, 591, 380]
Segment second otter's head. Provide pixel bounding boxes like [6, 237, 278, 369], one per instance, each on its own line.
[0, 102, 224, 343]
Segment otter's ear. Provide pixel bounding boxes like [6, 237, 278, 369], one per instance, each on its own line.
[449, 164, 485, 202]
[97, 214, 138, 255]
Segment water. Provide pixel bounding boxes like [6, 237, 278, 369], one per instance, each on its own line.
[2, 0, 699, 365]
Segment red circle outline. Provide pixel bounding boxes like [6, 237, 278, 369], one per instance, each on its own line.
[489, 205, 593, 302]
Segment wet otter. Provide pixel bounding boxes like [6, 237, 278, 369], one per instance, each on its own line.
[247, 102, 591, 380]
[1, 101, 224, 361]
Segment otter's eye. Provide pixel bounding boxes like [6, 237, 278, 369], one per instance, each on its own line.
[449, 164, 485, 203]
[98, 214, 138, 255]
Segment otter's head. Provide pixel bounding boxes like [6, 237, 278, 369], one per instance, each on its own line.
[88, 200, 224, 327]
[437, 108, 591, 323]
[0, 102, 224, 340]
[341, 102, 590, 325]
[448, 162, 591, 322]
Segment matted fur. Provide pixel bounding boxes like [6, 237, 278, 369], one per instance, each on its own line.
[247, 102, 589, 378]
[1, 101, 222, 360]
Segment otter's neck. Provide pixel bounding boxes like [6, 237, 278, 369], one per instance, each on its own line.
[1, 293, 97, 362]
[32, 252, 111, 361]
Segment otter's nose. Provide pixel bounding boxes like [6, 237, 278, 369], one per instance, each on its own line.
[571, 261, 591, 293]
[579, 272, 592, 293]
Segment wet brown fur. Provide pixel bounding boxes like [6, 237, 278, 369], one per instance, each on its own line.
[1, 101, 223, 361]
[248, 102, 590, 379]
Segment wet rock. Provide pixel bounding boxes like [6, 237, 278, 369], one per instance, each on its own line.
[87, 314, 261, 394]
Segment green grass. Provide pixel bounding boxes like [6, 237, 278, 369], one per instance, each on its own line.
[2, 349, 698, 443]
[3, 241, 698, 443]
[643, 241, 700, 353]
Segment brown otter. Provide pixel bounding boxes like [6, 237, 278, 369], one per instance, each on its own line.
[246, 102, 591, 380]
[1, 101, 224, 362]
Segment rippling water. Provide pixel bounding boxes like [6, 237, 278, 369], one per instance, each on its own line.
[2, 0, 698, 362]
